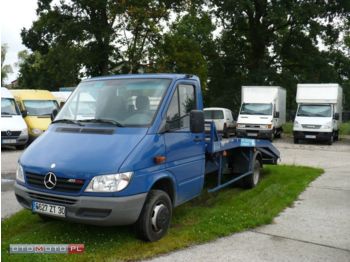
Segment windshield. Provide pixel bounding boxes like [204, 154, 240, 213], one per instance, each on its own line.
[240, 103, 272, 115]
[1, 98, 20, 115]
[56, 78, 171, 126]
[297, 104, 332, 117]
[23, 100, 59, 116]
[204, 110, 224, 119]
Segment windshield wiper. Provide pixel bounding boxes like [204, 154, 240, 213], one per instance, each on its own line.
[51, 119, 83, 126]
[79, 118, 124, 127]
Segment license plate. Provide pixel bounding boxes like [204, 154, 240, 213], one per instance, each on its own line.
[2, 139, 17, 144]
[305, 135, 316, 139]
[247, 133, 258, 137]
[32, 201, 66, 217]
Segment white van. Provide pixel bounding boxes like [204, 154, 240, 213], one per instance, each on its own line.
[293, 84, 342, 145]
[1, 87, 28, 149]
[52, 91, 72, 106]
[204, 107, 236, 137]
[236, 86, 286, 141]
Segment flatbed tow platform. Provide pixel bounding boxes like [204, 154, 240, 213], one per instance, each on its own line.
[204, 122, 280, 192]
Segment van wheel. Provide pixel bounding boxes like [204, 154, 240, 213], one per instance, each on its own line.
[327, 134, 333, 145]
[240, 158, 261, 189]
[135, 190, 172, 242]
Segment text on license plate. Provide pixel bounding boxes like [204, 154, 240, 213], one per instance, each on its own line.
[32, 201, 66, 217]
[247, 133, 258, 137]
[2, 139, 17, 144]
[305, 135, 316, 139]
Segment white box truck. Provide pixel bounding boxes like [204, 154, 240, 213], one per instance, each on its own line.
[236, 86, 286, 141]
[293, 83, 342, 145]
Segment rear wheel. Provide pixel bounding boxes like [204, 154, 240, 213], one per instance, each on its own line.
[241, 158, 261, 189]
[135, 190, 172, 242]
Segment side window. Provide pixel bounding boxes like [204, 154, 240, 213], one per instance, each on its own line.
[166, 84, 196, 130]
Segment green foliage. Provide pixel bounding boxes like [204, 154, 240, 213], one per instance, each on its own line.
[2, 165, 322, 261]
[1, 44, 13, 86]
[17, 0, 350, 107]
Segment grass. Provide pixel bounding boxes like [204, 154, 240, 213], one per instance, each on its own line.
[340, 122, 350, 136]
[283, 121, 350, 137]
[2, 165, 323, 262]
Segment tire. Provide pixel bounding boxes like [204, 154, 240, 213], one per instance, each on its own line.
[294, 138, 299, 144]
[327, 134, 333, 145]
[240, 158, 261, 189]
[334, 131, 339, 141]
[135, 190, 172, 242]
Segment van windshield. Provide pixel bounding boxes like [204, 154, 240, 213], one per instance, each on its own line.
[24, 100, 59, 116]
[56, 78, 171, 126]
[204, 110, 224, 119]
[240, 103, 272, 115]
[297, 104, 331, 117]
[1, 98, 20, 115]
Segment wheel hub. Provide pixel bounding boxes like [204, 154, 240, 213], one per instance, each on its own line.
[151, 204, 169, 232]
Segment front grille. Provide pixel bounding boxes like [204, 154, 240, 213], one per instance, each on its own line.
[301, 124, 321, 129]
[28, 192, 77, 205]
[1, 131, 21, 138]
[26, 172, 85, 193]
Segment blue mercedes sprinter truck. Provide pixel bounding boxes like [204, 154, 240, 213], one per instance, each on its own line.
[14, 74, 279, 241]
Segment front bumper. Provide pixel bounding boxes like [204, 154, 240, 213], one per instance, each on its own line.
[14, 182, 147, 226]
[236, 128, 273, 140]
[293, 131, 332, 141]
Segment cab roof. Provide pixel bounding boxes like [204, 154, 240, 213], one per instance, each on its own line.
[83, 73, 199, 83]
[11, 89, 56, 100]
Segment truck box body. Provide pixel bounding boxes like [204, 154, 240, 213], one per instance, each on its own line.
[236, 86, 286, 140]
[293, 83, 343, 144]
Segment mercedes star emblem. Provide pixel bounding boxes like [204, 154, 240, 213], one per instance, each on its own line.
[44, 172, 57, 189]
[6, 130, 12, 136]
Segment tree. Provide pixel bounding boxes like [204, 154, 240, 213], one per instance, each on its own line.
[1, 44, 13, 86]
[209, 0, 350, 112]
[20, 0, 182, 87]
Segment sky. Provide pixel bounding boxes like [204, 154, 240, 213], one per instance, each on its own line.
[1, 0, 38, 84]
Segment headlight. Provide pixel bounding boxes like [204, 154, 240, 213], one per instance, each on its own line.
[85, 172, 133, 192]
[19, 128, 28, 137]
[31, 128, 43, 135]
[16, 164, 25, 183]
[260, 124, 272, 129]
[294, 121, 301, 128]
[322, 122, 332, 129]
[237, 124, 245, 128]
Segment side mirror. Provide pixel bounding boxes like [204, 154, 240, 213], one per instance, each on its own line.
[190, 110, 204, 133]
[59, 102, 65, 108]
[334, 113, 339, 120]
[51, 109, 58, 121]
[274, 111, 280, 118]
[21, 110, 27, 118]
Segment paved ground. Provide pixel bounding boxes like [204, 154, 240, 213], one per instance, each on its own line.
[1, 147, 23, 219]
[149, 138, 350, 262]
[2, 139, 350, 261]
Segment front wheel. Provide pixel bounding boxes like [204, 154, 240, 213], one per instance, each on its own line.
[135, 190, 172, 242]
